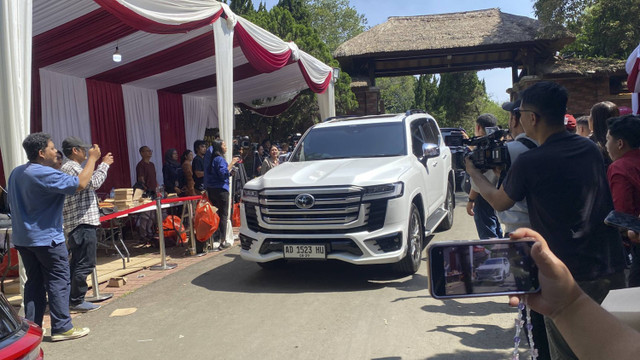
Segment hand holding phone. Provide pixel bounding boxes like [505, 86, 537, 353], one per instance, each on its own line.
[604, 210, 640, 234]
[506, 228, 584, 319]
[428, 237, 539, 299]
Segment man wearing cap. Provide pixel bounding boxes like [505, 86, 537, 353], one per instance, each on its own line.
[61, 136, 114, 313]
[499, 99, 549, 359]
[8, 133, 101, 341]
[466, 82, 626, 359]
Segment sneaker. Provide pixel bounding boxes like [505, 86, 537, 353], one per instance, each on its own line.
[51, 327, 90, 342]
[219, 242, 232, 250]
[70, 301, 101, 313]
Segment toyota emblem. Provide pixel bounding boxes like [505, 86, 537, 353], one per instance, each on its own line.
[295, 194, 315, 209]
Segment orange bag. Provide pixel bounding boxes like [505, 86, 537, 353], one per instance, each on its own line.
[162, 215, 187, 245]
[194, 197, 219, 242]
[232, 202, 241, 227]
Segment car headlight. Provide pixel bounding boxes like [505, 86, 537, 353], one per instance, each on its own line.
[242, 189, 259, 203]
[362, 182, 404, 201]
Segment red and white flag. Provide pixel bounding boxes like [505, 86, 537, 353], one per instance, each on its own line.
[626, 43, 640, 114]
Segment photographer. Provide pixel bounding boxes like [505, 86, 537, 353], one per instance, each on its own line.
[466, 81, 626, 359]
[495, 99, 538, 234]
[466, 114, 503, 239]
[497, 99, 549, 358]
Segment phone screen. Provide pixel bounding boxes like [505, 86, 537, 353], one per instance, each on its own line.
[429, 239, 539, 299]
[604, 211, 640, 234]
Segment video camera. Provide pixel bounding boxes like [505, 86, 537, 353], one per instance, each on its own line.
[463, 127, 510, 171]
[235, 135, 251, 148]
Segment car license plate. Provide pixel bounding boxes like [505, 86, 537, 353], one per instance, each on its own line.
[283, 244, 326, 259]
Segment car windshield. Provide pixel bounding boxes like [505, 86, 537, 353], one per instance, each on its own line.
[289, 122, 406, 162]
[484, 258, 503, 265]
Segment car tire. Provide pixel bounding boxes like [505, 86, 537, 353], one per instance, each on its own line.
[437, 182, 454, 231]
[394, 203, 423, 274]
[257, 259, 287, 270]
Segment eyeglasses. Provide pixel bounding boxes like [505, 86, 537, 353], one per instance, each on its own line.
[514, 107, 540, 118]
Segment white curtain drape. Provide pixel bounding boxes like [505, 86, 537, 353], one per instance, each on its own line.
[213, 18, 235, 244]
[318, 81, 336, 121]
[122, 85, 163, 187]
[0, 0, 31, 177]
[183, 95, 218, 151]
[113, 0, 224, 25]
[40, 69, 92, 150]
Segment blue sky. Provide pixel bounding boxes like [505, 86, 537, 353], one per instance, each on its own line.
[259, 0, 538, 103]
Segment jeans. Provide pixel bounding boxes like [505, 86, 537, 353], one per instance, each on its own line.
[207, 187, 230, 244]
[68, 225, 98, 305]
[473, 195, 503, 239]
[544, 271, 626, 359]
[15, 242, 73, 333]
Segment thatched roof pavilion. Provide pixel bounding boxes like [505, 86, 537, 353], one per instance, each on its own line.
[334, 8, 574, 85]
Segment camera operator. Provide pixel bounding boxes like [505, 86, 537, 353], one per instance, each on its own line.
[466, 114, 503, 239]
[466, 81, 626, 360]
[498, 99, 550, 359]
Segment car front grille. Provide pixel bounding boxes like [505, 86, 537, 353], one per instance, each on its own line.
[243, 186, 388, 234]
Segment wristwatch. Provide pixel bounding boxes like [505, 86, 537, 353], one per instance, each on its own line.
[468, 198, 476, 202]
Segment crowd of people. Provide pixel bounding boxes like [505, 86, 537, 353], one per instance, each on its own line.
[3, 129, 296, 342]
[464, 81, 640, 359]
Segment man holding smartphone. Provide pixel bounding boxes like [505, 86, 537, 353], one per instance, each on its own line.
[466, 81, 626, 360]
[605, 115, 640, 286]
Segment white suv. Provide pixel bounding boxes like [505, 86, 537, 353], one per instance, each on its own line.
[239, 111, 455, 274]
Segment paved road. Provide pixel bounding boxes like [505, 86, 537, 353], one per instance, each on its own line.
[42, 193, 518, 359]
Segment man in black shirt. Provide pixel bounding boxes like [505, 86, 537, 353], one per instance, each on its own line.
[466, 81, 626, 360]
[192, 140, 207, 193]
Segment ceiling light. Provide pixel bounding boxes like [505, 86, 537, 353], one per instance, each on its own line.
[113, 46, 122, 63]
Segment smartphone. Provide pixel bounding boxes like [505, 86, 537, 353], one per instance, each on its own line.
[604, 211, 640, 234]
[428, 238, 540, 299]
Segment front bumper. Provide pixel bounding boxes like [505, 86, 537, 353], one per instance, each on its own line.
[239, 197, 410, 265]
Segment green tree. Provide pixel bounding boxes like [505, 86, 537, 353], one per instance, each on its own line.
[234, 0, 358, 142]
[378, 76, 415, 113]
[229, 0, 256, 16]
[436, 72, 487, 131]
[535, 0, 640, 59]
[307, 0, 367, 53]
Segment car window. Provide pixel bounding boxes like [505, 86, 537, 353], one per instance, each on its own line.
[427, 119, 442, 145]
[289, 122, 406, 162]
[420, 122, 438, 145]
[0, 294, 20, 340]
[410, 119, 426, 157]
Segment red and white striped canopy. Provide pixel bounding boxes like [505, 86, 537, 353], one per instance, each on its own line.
[33, 0, 331, 111]
[0, 0, 334, 190]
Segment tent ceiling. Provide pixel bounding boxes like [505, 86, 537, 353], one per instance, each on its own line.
[32, 0, 319, 105]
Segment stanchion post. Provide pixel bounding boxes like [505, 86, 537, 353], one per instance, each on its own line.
[85, 268, 113, 302]
[151, 196, 177, 270]
[188, 200, 197, 256]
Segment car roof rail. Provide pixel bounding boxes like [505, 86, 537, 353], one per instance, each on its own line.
[322, 115, 359, 122]
[405, 109, 426, 116]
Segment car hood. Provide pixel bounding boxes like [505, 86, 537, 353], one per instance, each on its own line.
[476, 264, 502, 271]
[246, 157, 411, 188]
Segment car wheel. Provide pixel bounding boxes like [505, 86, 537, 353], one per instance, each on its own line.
[257, 259, 287, 270]
[394, 203, 423, 274]
[437, 182, 454, 231]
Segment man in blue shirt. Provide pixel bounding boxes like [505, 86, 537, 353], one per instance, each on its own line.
[8, 133, 102, 342]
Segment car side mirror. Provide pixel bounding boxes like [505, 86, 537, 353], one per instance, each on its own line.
[422, 143, 440, 159]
